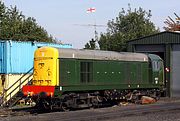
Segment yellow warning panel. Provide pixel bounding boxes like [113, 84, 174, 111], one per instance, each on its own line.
[33, 47, 59, 86]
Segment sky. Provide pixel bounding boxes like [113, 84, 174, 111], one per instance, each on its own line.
[3, 0, 180, 49]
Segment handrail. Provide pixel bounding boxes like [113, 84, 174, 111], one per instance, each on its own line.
[4, 67, 33, 91]
[4, 74, 33, 100]
[2, 67, 34, 106]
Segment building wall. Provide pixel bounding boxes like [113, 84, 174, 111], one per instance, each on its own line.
[6, 41, 36, 74]
[135, 45, 165, 52]
[0, 41, 7, 74]
[171, 44, 180, 97]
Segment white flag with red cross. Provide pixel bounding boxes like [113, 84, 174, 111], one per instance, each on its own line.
[87, 7, 96, 13]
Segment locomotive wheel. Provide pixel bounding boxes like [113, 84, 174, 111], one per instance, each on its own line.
[61, 103, 69, 111]
[42, 100, 51, 110]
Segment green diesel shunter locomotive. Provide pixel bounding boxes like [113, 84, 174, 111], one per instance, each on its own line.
[23, 47, 164, 110]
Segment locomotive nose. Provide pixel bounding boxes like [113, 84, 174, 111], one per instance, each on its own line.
[22, 85, 55, 97]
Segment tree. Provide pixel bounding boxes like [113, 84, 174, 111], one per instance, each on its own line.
[0, 1, 55, 42]
[84, 38, 96, 50]
[98, 4, 159, 52]
[0, 2, 6, 37]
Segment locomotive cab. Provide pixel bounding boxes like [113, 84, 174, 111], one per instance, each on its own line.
[148, 54, 164, 86]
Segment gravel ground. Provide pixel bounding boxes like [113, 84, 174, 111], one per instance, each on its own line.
[1, 97, 180, 121]
[105, 111, 180, 121]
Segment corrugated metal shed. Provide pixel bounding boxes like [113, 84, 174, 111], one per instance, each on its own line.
[127, 31, 180, 97]
[0, 40, 72, 74]
[128, 31, 180, 47]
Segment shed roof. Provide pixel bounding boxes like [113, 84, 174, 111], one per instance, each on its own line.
[127, 31, 180, 45]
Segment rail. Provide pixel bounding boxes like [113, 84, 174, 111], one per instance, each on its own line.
[1, 67, 34, 107]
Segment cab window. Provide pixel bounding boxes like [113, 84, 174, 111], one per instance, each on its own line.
[152, 61, 161, 71]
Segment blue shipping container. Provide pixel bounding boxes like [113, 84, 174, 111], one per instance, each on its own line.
[0, 40, 72, 74]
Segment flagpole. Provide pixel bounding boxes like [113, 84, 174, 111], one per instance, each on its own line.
[93, 13, 97, 42]
[87, 7, 99, 49]
[93, 10, 99, 49]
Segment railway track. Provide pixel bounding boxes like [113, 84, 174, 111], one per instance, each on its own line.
[0, 108, 29, 118]
[42, 101, 180, 121]
[1, 98, 180, 121]
[0, 106, 47, 118]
